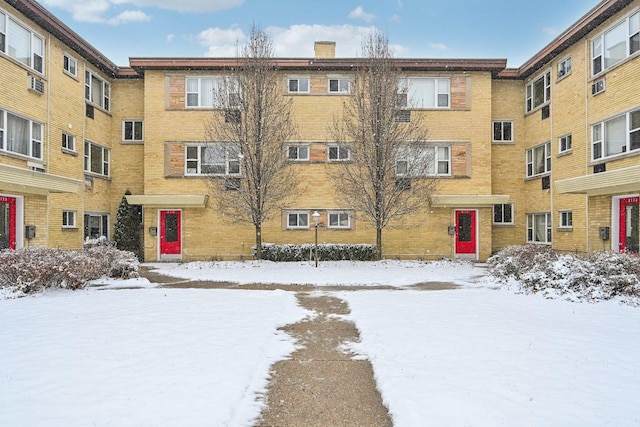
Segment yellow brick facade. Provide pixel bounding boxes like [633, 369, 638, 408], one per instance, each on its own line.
[2, 0, 640, 261]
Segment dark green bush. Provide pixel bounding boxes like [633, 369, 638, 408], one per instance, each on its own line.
[257, 243, 377, 261]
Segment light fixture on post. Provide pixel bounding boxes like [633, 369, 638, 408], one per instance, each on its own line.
[312, 210, 320, 268]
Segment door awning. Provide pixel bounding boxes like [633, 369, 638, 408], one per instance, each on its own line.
[555, 165, 640, 196]
[126, 194, 209, 208]
[0, 164, 81, 195]
[430, 194, 509, 207]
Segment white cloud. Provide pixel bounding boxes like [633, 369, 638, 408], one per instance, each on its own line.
[196, 24, 411, 59]
[166, 33, 175, 43]
[197, 27, 246, 57]
[348, 6, 375, 23]
[428, 42, 448, 51]
[107, 10, 151, 25]
[40, 0, 243, 24]
[389, 14, 401, 23]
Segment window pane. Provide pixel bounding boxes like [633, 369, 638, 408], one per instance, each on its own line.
[493, 122, 502, 141]
[604, 22, 626, 69]
[494, 204, 503, 223]
[91, 77, 103, 106]
[298, 214, 308, 227]
[410, 79, 435, 108]
[533, 77, 545, 108]
[288, 214, 297, 227]
[503, 122, 512, 141]
[7, 113, 29, 155]
[504, 204, 512, 223]
[329, 80, 338, 92]
[299, 78, 309, 92]
[289, 79, 298, 92]
[299, 146, 308, 159]
[91, 144, 102, 173]
[134, 121, 143, 140]
[200, 78, 216, 107]
[124, 122, 133, 140]
[605, 115, 626, 156]
[7, 19, 30, 66]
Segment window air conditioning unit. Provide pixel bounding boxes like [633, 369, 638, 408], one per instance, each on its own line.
[29, 76, 45, 94]
[591, 79, 605, 95]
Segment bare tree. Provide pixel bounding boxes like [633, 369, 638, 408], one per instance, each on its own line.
[330, 31, 437, 260]
[205, 25, 298, 259]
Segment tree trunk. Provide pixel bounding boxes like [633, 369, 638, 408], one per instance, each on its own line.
[255, 224, 263, 260]
[376, 228, 383, 261]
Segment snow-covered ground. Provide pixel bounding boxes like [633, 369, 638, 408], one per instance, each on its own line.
[1, 260, 639, 426]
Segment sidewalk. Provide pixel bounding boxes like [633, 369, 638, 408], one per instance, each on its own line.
[139, 268, 393, 426]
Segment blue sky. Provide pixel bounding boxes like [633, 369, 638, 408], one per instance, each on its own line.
[38, 0, 598, 68]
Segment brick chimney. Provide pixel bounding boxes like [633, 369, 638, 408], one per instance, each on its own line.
[314, 41, 336, 59]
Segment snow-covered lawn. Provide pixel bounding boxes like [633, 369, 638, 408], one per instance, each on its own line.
[1, 260, 639, 426]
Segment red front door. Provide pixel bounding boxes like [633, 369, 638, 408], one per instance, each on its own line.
[160, 210, 181, 257]
[455, 210, 476, 255]
[0, 196, 16, 250]
[619, 197, 639, 253]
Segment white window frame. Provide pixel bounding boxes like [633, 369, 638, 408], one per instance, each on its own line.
[186, 76, 239, 108]
[85, 70, 110, 111]
[0, 109, 43, 160]
[558, 133, 572, 154]
[559, 210, 573, 229]
[288, 77, 310, 93]
[527, 212, 552, 244]
[396, 145, 451, 177]
[185, 144, 241, 176]
[526, 70, 551, 113]
[592, 108, 640, 161]
[328, 211, 351, 229]
[591, 11, 640, 76]
[84, 212, 109, 241]
[328, 145, 350, 161]
[400, 77, 451, 109]
[287, 145, 309, 161]
[84, 140, 110, 177]
[493, 203, 514, 225]
[122, 119, 143, 142]
[62, 210, 77, 229]
[0, 11, 44, 74]
[62, 132, 76, 152]
[493, 120, 513, 143]
[63, 53, 77, 77]
[287, 211, 309, 229]
[526, 141, 551, 178]
[328, 78, 350, 94]
[557, 56, 572, 78]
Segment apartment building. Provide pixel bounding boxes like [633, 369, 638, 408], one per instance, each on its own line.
[1, 0, 638, 261]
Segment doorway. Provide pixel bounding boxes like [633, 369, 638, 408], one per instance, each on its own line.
[455, 210, 477, 258]
[159, 210, 182, 260]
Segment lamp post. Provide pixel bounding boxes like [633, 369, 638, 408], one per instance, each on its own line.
[312, 211, 320, 268]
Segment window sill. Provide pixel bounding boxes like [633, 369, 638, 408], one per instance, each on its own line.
[121, 140, 144, 145]
[524, 102, 550, 117]
[63, 70, 79, 81]
[85, 101, 111, 116]
[590, 50, 640, 82]
[525, 172, 550, 181]
[492, 141, 515, 145]
[83, 172, 111, 181]
[492, 223, 515, 227]
[62, 227, 79, 232]
[556, 72, 571, 83]
[590, 148, 640, 165]
[557, 227, 573, 232]
[557, 150, 572, 157]
[0, 51, 45, 77]
[62, 148, 78, 156]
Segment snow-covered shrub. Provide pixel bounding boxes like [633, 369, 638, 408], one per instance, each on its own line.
[488, 245, 640, 304]
[257, 243, 377, 261]
[0, 246, 139, 293]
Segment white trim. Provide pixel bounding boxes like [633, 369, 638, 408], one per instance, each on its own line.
[454, 209, 478, 260]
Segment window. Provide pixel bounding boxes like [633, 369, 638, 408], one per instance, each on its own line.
[62, 132, 76, 152]
[84, 141, 110, 177]
[62, 210, 76, 228]
[186, 76, 239, 108]
[493, 203, 514, 225]
[559, 211, 573, 229]
[559, 133, 572, 153]
[527, 212, 552, 244]
[526, 71, 551, 113]
[592, 12, 640, 75]
[592, 108, 640, 160]
[63, 53, 77, 77]
[287, 145, 309, 161]
[400, 78, 450, 108]
[85, 71, 110, 111]
[0, 12, 44, 73]
[493, 121, 513, 143]
[185, 144, 240, 176]
[123, 120, 143, 142]
[328, 212, 350, 229]
[288, 77, 309, 93]
[591, 78, 606, 95]
[287, 212, 309, 229]
[526, 142, 551, 177]
[328, 78, 350, 93]
[557, 56, 572, 78]
[0, 109, 42, 159]
[328, 145, 349, 161]
[84, 213, 109, 241]
[396, 145, 450, 176]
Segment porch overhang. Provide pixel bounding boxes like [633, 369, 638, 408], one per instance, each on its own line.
[430, 194, 510, 207]
[0, 164, 82, 195]
[555, 165, 640, 196]
[126, 194, 209, 208]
